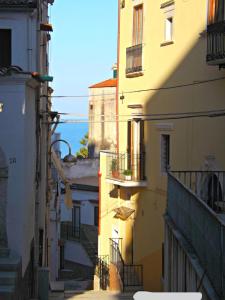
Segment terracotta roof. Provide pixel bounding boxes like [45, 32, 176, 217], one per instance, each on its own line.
[0, 0, 37, 8]
[89, 78, 117, 89]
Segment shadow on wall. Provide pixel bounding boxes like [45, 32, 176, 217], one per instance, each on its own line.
[120, 27, 225, 292]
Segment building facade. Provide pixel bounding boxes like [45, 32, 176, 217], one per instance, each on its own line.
[88, 72, 117, 157]
[98, 0, 225, 293]
[0, 0, 53, 298]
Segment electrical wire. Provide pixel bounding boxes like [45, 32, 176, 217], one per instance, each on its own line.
[44, 75, 225, 99]
[48, 110, 225, 124]
[42, 108, 225, 118]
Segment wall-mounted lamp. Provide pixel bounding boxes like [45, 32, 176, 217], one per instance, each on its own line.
[0, 103, 3, 112]
[50, 139, 77, 164]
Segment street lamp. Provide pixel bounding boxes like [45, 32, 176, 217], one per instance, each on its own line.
[50, 139, 77, 163]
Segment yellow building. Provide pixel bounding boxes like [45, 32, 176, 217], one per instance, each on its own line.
[98, 0, 225, 293]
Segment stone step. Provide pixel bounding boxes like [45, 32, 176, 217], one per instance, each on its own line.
[0, 285, 15, 300]
[123, 285, 143, 293]
[0, 271, 17, 285]
[0, 255, 21, 272]
[64, 290, 135, 299]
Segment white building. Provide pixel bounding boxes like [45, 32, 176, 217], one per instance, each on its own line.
[0, 0, 53, 298]
[60, 159, 99, 280]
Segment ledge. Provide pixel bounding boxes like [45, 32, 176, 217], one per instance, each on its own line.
[160, 40, 174, 47]
[160, 0, 175, 9]
[106, 178, 147, 187]
[126, 71, 144, 78]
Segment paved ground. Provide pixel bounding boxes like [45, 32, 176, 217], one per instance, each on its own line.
[49, 290, 135, 300]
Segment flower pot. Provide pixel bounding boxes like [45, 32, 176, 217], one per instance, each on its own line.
[125, 175, 132, 181]
[112, 171, 119, 178]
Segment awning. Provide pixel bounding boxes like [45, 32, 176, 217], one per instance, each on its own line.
[113, 206, 135, 221]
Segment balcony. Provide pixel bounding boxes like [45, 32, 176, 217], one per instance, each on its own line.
[207, 21, 225, 65]
[167, 171, 225, 298]
[126, 44, 143, 77]
[106, 152, 147, 188]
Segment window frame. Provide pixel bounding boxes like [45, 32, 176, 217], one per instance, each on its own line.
[132, 4, 144, 46]
[0, 29, 12, 67]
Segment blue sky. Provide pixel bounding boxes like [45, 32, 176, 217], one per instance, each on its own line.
[50, 1, 118, 116]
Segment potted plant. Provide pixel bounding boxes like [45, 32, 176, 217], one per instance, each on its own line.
[123, 169, 132, 180]
[111, 158, 119, 178]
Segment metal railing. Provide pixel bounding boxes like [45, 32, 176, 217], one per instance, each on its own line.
[60, 222, 80, 240]
[207, 21, 225, 64]
[172, 170, 225, 213]
[106, 152, 145, 182]
[95, 255, 109, 290]
[109, 238, 143, 290]
[167, 172, 225, 298]
[126, 44, 142, 74]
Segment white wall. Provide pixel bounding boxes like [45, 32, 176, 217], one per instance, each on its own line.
[0, 75, 38, 274]
[61, 189, 98, 226]
[0, 11, 37, 71]
[64, 240, 93, 267]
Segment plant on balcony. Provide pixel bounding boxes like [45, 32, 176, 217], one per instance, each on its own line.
[111, 158, 119, 178]
[123, 169, 132, 180]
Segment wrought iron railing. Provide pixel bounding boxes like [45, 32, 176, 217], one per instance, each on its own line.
[126, 44, 143, 74]
[60, 222, 80, 240]
[167, 172, 225, 298]
[106, 152, 145, 182]
[207, 21, 225, 64]
[172, 170, 225, 213]
[95, 255, 109, 290]
[109, 238, 143, 290]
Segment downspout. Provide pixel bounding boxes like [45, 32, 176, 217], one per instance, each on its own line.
[98, 170, 102, 236]
[116, 0, 121, 154]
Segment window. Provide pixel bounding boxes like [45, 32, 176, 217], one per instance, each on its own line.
[0, 29, 11, 67]
[165, 17, 173, 41]
[133, 5, 143, 45]
[72, 206, 80, 238]
[161, 134, 170, 173]
[161, 3, 174, 45]
[208, 0, 225, 24]
[94, 206, 99, 226]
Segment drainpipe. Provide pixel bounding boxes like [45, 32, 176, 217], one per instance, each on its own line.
[98, 170, 102, 236]
[116, 0, 121, 154]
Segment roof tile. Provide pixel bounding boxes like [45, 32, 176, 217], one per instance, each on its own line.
[89, 78, 117, 89]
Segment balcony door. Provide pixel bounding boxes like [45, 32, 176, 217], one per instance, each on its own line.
[127, 119, 145, 180]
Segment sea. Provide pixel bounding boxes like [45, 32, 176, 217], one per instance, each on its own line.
[55, 123, 88, 157]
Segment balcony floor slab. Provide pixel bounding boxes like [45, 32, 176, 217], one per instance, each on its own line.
[106, 178, 147, 187]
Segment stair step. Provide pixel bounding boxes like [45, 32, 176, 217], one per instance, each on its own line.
[0, 285, 15, 300]
[0, 255, 21, 271]
[0, 272, 17, 285]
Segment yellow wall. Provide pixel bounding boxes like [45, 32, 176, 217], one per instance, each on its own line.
[99, 0, 225, 292]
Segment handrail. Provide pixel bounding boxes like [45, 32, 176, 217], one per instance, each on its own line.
[109, 238, 143, 289]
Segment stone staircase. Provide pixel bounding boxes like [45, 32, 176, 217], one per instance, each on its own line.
[0, 249, 21, 300]
[64, 290, 135, 299]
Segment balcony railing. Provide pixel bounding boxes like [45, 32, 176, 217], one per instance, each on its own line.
[126, 44, 143, 75]
[106, 152, 146, 186]
[61, 222, 80, 241]
[95, 255, 109, 290]
[167, 172, 225, 298]
[207, 21, 225, 65]
[172, 170, 225, 213]
[109, 238, 143, 290]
